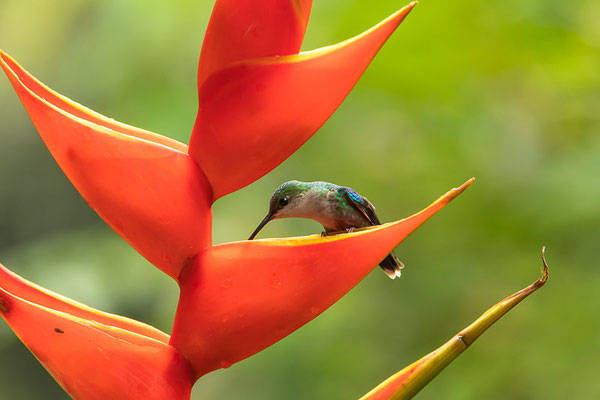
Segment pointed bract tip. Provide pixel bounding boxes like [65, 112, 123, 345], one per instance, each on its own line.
[442, 177, 475, 203]
[394, 1, 418, 21]
[461, 177, 476, 189]
[0, 49, 9, 63]
[0, 49, 16, 65]
[540, 246, 549, 284]
[528, 246, 549, 290]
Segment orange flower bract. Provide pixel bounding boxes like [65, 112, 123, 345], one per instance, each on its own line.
[190, 4, 417, 199]
[171, 179, 472, 378]
[0, 264, 193, 400]
[0, 52, 213, 281]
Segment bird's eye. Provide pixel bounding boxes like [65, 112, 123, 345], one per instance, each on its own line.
[279, 197, 289, 207]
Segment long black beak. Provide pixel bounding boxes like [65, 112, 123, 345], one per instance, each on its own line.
[248, 212, 275, 240]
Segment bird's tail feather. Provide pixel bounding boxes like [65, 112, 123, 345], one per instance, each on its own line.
[379, 253, 404, 279]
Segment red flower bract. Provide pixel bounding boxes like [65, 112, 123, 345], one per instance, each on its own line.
[190, 4, 417, 199]
[0, 52, 213, 280]
[0, 264, 193, 400]
[171, 179, 473, 378]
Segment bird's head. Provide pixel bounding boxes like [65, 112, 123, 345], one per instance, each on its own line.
[248, 181, 310, 240]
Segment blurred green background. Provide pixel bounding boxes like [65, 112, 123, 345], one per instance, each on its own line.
[1, 0, 599, 398]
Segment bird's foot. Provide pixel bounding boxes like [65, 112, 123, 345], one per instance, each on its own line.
[345, 227, 355, 234]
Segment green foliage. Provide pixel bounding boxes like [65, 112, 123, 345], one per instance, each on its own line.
[0, 0, 598, 398]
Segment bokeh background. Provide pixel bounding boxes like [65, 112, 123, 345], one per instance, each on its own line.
[1, 0, 599, 398]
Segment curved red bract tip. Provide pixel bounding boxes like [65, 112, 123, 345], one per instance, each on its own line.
[198, 0, 313, 85]
[0, 267, 193, 400]
[0, 51, 188, 153]
[0, 51, 213, 280]
[170, 178, 472, 378]
[189, 3, 417, 199]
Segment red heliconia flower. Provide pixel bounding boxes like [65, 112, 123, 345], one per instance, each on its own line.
[0, 1, 503, 398]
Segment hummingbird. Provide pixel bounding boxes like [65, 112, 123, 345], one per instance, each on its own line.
[248, 180, 404, 279]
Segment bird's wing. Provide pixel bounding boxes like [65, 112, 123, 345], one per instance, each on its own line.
[343, 188, 381, 226]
